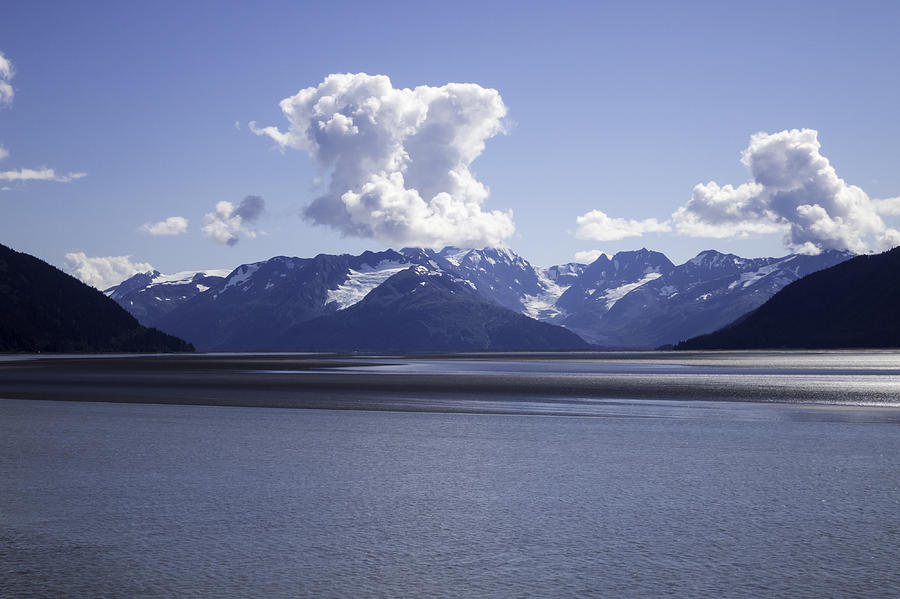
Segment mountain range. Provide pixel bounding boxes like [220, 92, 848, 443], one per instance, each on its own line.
[106, 245, 853, 351]
[677, 246, 900, 349]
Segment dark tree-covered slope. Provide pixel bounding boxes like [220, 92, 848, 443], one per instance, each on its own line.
[0, 243, 193, 352]
[676, 247, 900, 349]
[278, 266, 589, 352]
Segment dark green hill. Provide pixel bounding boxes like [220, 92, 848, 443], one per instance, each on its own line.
[676, 247, 900, 349]
[278, 266, 589, 352]
[0, 243, 193, 352]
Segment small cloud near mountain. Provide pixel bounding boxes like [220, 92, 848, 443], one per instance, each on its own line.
[250, 73, 514, 248]
[574, 249, 609, 263]
[202, 195, 265, 246]
[577, 129, 900, 255]
[64, 252, 154, 291]
[575, 211, 670, 242]
[140, 216, 189, 236]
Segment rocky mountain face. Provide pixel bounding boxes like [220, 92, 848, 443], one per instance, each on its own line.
[553, 249, 675, 335]
[106, 269, 230, 326]
[277, 266, 588, 352]
[399, 247, 545, 313]
[0, 243, 192, 353]
[676, 247, 900, 349]
[152, 250, 417, 351]
[105, 245, 854, 351]
[560, 249, 853, 347]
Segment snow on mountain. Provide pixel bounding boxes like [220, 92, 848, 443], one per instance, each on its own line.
[564, 249, 854, 347]
[556, 249, 675, 319]
[105, 245, 855, 351]
[222, 263, 262, 291]
[601, 272, 663, 310]
[521, 265, 579, 322]
[401, 246, 546, 313]
[154, 269, 232, 284]
[106, 268, 232, 326]
[543, 263, 585, 286]
[277, 265, 588, 352]
[326, 260, 410, 309]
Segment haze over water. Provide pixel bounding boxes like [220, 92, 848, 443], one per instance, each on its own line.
[2, 351, 899, 596]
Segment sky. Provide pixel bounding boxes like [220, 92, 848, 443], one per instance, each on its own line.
[2, 0, 899, 289]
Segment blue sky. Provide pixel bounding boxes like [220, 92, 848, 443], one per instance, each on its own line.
[2, 0, 899, 287]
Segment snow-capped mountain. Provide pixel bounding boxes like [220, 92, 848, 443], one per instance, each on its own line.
[677, 247, 900, 350]
[151, 250, 426, 350]
[105, 245, 855, 350]
[563, 249, 853, 347]
[106, 247, 554, 350]
[553, 249, 675, 323]
[277, 265, 587, 352]
[106, 269, 231, 326]
[399, 246, 545, 312]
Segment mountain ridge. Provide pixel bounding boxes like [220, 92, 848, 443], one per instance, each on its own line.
[675, 247, 900, 349]
[0, 243, 193, 353]
[105, 245, 856, 351]
[278, 266, 589, 352]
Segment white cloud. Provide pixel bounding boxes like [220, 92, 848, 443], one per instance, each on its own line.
[575, 210, 670, 241]
[250, 73, 514, 248]
[574, 249, 609, 264]
[873, 196, 900, 216]
[0, 167, 87, 183]
[140, 216, 189, 236]
[0, 51, 13, 106]
[64, 252, 154, 291]
[671, 129, 898, 253]
[202, 195, 265, 246]
[0, 52, 12, 161]
[575, 129, 900, 254]
[0, 52, 86, 187]
[0, 52, 11, 168]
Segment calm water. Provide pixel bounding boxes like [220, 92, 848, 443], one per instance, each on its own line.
[3, 389, 899, 597]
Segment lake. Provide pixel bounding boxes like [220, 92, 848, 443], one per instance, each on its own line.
[1, 351, 899, 596]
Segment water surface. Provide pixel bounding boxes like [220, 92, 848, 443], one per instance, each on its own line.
[2, 394, 898, 597]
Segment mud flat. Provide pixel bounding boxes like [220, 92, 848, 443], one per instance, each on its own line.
[1, 351, 898, 414]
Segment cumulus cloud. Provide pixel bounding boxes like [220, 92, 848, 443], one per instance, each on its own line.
[575, 210, 670, 241]
[575, 129, 899, 254]
[671, 129, 898, 253]
[250, 73, 514, 248]
[574, 249, 609, 264]
[0, 144, 8, 161]
[0, 167, 87, 183]
[873, 196, 900, 216]
[202, 195, 265, 246]
[64, 252, 154, 291]
[140, 216, 189, 236]
[0, 51, 13, 106]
